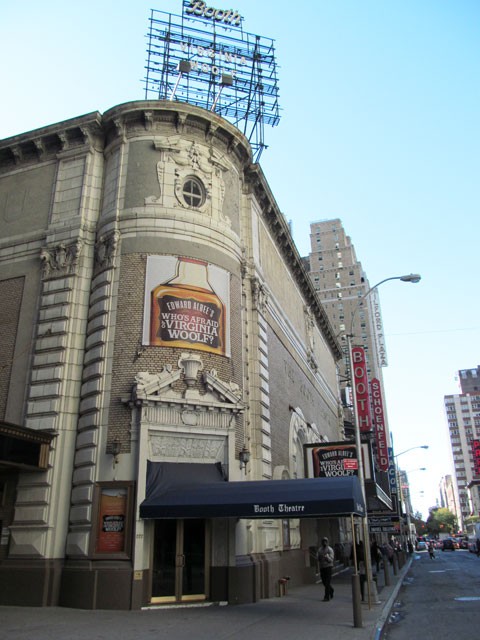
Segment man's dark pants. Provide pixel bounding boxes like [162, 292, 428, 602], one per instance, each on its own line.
[320, 567, 333, 600]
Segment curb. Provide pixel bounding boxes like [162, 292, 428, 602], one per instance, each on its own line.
[371, 556, 413, 640]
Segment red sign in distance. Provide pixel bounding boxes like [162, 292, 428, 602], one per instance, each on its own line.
[472, 440, 480, 477]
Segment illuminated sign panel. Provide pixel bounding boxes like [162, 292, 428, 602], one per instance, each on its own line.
[352, 346, 372, 433]
[184, 1, 242, 26]
[144, 3, 280, 160]
[369, 287, 388, 367]
[370, 378, 389, 470]
[473, 440, 480, 477]
[387, 446, 397, 493]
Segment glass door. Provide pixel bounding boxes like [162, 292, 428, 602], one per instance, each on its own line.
[151, 519, 207, 603]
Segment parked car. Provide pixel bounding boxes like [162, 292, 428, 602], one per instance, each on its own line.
[442, 538, 456, 551]
[416, 540, 427, 551]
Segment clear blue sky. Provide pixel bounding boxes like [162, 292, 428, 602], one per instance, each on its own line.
[2, 1, 479, 520]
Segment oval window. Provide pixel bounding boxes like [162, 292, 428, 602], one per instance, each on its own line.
[182, 176, 205, 208]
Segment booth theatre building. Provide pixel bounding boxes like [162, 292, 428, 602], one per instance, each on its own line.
[0, 101, 364, 609]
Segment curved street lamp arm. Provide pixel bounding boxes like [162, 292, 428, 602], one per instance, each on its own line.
[348, 273, 421, 337]
[394, 445, 429, 459]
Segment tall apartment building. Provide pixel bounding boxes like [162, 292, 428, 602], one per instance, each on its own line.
[444, 366, 480, 528]
[307, 219, 383, 387]
[458, 366, 480, 394]
[306, 219, 394, 518]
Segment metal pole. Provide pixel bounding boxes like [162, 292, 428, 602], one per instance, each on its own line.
[383, 550, 391, 586]
[347, 334, 377, 608]
[351, 515, 363, 628]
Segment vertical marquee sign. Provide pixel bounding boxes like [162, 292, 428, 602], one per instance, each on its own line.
[351, 346, 372, 433]
[369, 287, 388, 367]
[473, 440, 480, 477]
[370, 378, 389, 471]
[143, 1, 280, 161]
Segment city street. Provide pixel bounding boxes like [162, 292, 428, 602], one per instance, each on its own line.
[0, 559, 411, 640]
[385, 549, 480, 639]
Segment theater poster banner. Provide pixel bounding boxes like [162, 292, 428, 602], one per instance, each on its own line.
[304, 442, 358, 479]
[143, 255, 231, 357]
[91, 483, 134, 558]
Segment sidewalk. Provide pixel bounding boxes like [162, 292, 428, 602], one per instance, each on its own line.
[0, 557, 412, 640]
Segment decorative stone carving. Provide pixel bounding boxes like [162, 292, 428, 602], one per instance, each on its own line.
[251, 277, 269, 313]
[131, 358, 244, 410]
[80, 124, 102, 152]
[112, 118, 127, 142]
[178, 352, 203, 387]
[134, 366, 181, 400]
[304, 305, 319, 372]
[144, 111, 154, 131]
[94, 231, 120, 271]
[202, 368, 242, 403]
[33, 138, 46, 159]
[181, 410, 199, 426]
[57, 132, 68, 151]
[40, 241, 83, 279]
[147, 137, 230, 223]
[11, 146, 23, 164]
[176, 112, 187, 133]
[149, 434, 225, 460]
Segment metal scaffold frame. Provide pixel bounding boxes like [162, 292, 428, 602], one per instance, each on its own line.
[144, 5, 281, 161]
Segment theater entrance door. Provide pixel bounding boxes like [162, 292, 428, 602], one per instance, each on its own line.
[151, 519, 208, 604]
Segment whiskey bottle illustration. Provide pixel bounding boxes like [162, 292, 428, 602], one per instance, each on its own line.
[150, 257, 226, 355]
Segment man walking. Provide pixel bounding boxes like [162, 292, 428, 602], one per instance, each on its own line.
[318, 537, 335, 601]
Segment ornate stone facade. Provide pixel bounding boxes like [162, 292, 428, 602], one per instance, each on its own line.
[0, 101, 343, 609]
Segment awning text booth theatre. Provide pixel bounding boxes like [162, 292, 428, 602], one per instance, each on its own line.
[140, 462, 366, 519]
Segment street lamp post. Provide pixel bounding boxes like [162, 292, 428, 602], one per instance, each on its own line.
[394, 445, 429, 459]
[347, 272, 421, 610]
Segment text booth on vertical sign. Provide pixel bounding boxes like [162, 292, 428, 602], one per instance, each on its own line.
[351, 346, 372, 433]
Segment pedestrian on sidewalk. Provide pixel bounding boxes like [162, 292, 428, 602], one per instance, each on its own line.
[371, 537, 382, 572]
[318, 537, 335, 601]
[428, 540, 435, 559]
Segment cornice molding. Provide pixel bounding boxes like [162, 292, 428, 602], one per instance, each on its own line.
[245, 164, 342, 361]
[0, 113, 103, 172]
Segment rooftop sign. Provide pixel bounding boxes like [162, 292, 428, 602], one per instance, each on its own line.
[144, 1, 280, 160]
[184, 1, 243, 26]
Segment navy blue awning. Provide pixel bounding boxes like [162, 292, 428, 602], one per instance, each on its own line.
[140, 462, 366, 519]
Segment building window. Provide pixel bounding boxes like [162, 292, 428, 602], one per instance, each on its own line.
[182, 176, 205, 207]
